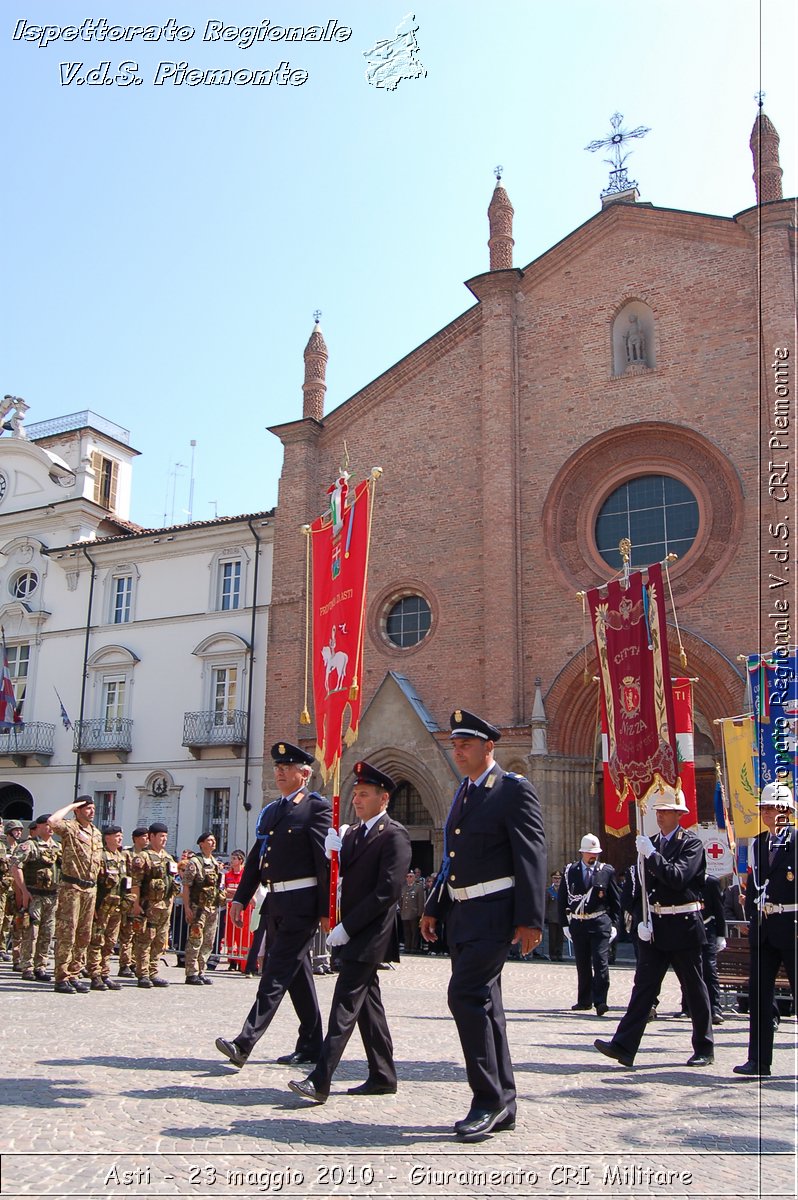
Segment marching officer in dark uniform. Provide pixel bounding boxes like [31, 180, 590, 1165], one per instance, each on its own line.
[288, 760, 411, 1104]
[559, 833, 620, 1015]
[215, 742, 331, 1069]
[594, 783, 714, 1068]
[734, 781, 797, 1077]
[421, 709, 546, 1141]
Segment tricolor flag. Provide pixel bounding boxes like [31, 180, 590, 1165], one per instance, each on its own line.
[0, 635, 22, 730]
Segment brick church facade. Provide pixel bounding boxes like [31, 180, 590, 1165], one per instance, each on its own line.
[264, 111, 795, 874]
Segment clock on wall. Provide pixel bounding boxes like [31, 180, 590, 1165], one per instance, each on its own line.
[0, 472, 7, 503]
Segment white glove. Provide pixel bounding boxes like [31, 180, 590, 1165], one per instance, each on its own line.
[609, 925, 617, 942]
[637, 920, 653, 942]
[636, 834, 656, 858]
[324, 828, 342, 858]
[326, 923, 350, 950]
[716, 936, 727, 953]
[563, 927, 572, 942]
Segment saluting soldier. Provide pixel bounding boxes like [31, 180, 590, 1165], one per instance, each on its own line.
[594, 784, 714, 1068]
[130, 822, 179, 988]
[215, 742, 331, 1069]
[182, 831, 226, 985]
[48, 798, 105, 994]
[117, 827, 148, 978]
[559, 833, 620, 1016]
[734, 782, 797, 1077]
[10, 815, 60, 982]
[86, 825, 127, 991]
[421, 709, 547, 1141]
[288, 760, 412, 1104]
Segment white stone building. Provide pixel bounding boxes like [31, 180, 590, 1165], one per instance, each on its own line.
[0, 403, 272, 857]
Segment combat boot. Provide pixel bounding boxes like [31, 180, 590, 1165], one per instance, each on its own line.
[21, 968, 35, 981]
[118, 965, 134, 978]
[150, 976, 170, 987]
[90, 976, 108, 991]
[54, 980, 77, 994]
[102, 976, 122, 991]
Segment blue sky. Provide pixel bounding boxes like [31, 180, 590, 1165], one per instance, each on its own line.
[4, 0, 796, 527]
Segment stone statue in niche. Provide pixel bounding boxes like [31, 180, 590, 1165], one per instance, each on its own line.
[624, 315, 647, 364]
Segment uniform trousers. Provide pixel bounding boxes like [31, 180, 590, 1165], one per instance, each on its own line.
[680, 929, 721, 1018]
[611, 938, 713, 1061]
[20, 892, 57, 971]
[54, 883, 98, 982]
[117, 908, 135, 968]
[185, 906, 220, 976]
[87, 900, 123, 978]
[447, 937, 516, 1116]
[570, 919, 611, 1007]
[308, 958, 396, 1092]
[236, 916, 322, 1057]
[133, 902, 172, 978]
[747, 929, 797, 1068]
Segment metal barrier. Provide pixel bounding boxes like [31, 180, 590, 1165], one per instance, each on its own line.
[168, 900, 224, 969]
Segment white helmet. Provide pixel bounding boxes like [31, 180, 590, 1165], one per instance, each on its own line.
[579, 834, 602, 854]
[650, 783, 688, 813]
[758, 782, 795, 810]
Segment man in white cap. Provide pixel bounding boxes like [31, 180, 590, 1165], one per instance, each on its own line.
[594, 783, 714, 1068]
[734, 781, 797, 1077]
[559, 834, 619, 1016]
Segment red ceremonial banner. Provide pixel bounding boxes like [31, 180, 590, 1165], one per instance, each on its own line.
[589, 564, 678, 817]
[310, 477, 371, 779]
[672, 676, 698, 826]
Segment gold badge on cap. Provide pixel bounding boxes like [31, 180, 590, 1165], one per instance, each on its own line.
[278, 743, 286, 754]
[454, 710, 462, 722]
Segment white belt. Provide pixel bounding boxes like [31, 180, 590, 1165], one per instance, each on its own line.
[448, 876, 514, 901]
[651, 901, 701, 916]
[762, 902, 798, 916]
[266, 876, 318, 893]
[570, 910, 607, 920]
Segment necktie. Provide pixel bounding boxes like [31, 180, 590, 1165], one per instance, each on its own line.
[354, 823, 367, 849]
[449, 780, 474, 828]
[769, 837, 781, 865]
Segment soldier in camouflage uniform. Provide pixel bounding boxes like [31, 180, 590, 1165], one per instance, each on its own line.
[117, 827, 149, 977]
[130, 821, 179, 988]
[49, 797, 105, 994]
[0, 817, 13, 961]
[182, 832, 226, 985]
[2, 819, 26, 968]
[9, 815, 60, 981]
[86, 825, 128, 991]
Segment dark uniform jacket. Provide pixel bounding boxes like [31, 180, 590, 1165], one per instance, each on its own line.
[337, 814, 411, 964]
[558, 862, 620, 929]
[698, 875, 725, 938]
[641, 826, 707, 952]
[425, 765, 546, 940]
[235, 789, 331, 923]
[745, 826, 798, 951]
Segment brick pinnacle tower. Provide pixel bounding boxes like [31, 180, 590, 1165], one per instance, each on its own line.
[488, 169, 514, 270]
[750, 107, 783, 204]
[302, 315, 328, 421]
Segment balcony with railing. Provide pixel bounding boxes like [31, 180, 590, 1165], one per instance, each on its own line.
[0, 722, 55, 765]
[183, 709, 247, 758]
[73, 717, 133, 762]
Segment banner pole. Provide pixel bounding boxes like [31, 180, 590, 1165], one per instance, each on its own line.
[328, 758, 341, 926]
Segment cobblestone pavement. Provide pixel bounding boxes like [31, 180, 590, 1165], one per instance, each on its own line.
[0, 952, 795, 1199]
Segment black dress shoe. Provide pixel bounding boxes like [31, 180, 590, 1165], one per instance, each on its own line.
[686, 1053, 714, 1067]
[595, 1003, 609, 1016]
[215, 1037, 249, 1068]
[455, 1107, 509, 1141]
[571, 1003, 591, 1011]
[288, 1078, 328, 1104]
[454, 1109, 516, 1133]
[276, 1051, 318, 1065]
[347, 1081, 398, 1095]
[594, 1038, 634, 1068]
[733, 1060, 771, 1077]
